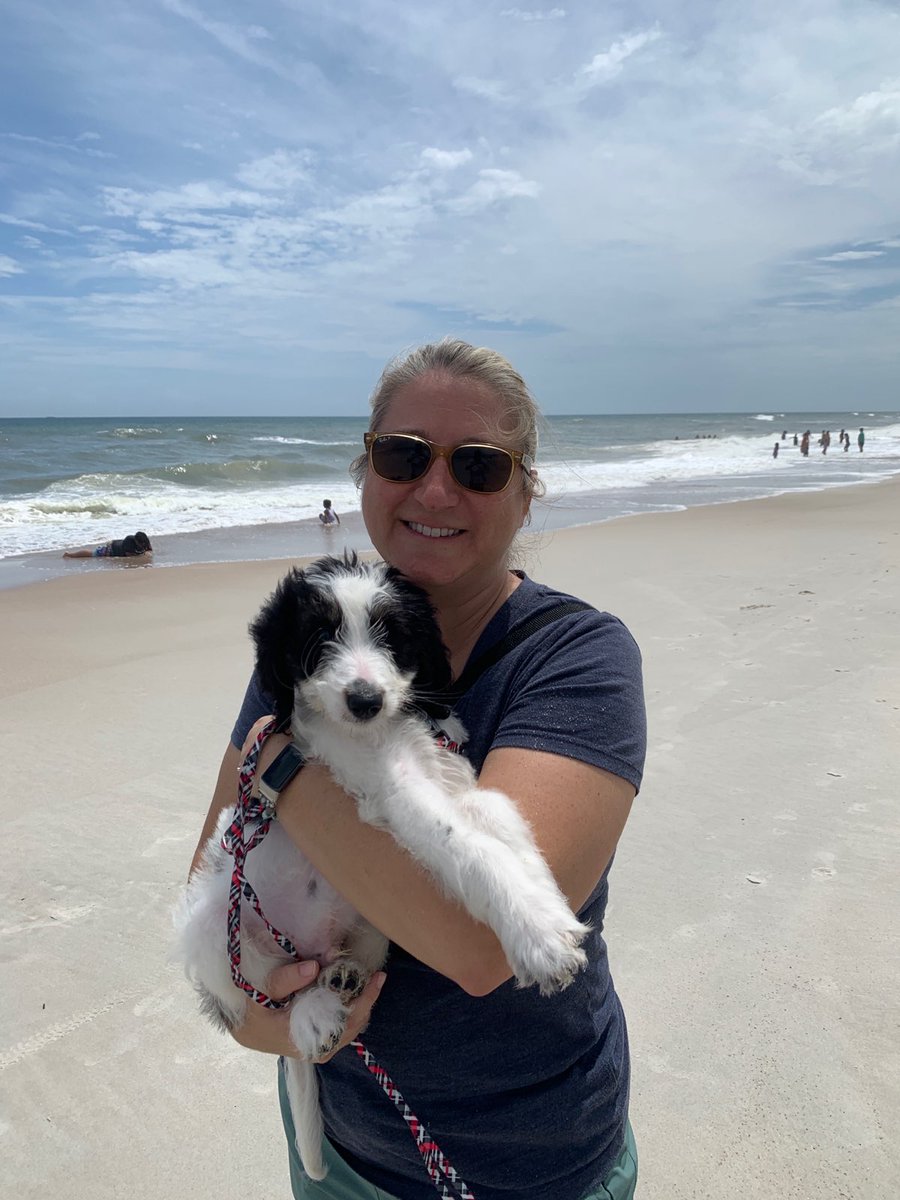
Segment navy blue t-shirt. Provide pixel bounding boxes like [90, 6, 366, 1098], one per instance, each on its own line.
[231, 574, 646, 1200]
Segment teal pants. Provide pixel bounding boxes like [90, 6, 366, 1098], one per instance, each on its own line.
[278, 1064, 638, 1199]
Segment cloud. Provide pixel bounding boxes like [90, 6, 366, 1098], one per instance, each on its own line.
[421, 148, 473, 170]
[580, 27, 662, 85]
[500, 7, 565, 20]
[814, 82, 900, 137]
[236, 150, 312, 192]
[1, 130, 114, 159]
[449, 169, 539, 212]
[818, 250, 884, 261]
[453, 77, 510, 103]
[0, 255, 24, 277]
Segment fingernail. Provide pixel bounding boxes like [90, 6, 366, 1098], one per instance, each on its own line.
[297, 962, 319, 981]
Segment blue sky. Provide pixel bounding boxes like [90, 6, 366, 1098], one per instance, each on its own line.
[2, 0, 900, 416]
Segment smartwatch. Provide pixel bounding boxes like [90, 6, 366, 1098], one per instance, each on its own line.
[258, 743, 306, 818]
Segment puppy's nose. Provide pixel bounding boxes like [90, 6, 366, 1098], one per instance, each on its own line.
[345, 680, 384, 721]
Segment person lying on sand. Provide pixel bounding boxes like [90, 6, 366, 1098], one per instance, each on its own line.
[63, 531, 153, 559]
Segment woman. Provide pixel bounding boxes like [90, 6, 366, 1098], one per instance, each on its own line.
[191, 339, 646, 1199]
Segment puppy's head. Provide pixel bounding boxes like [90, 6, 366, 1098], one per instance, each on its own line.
[249, 553, 452, 731]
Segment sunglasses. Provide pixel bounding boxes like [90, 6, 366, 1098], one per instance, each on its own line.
[365, 432, 533, 495]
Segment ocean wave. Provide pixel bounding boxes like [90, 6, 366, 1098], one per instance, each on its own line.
[753, 414, 776, 421]
[27, 498, 121, 517]
[251, 436, 359, 446]
[5, 417, 900, 559]
[150, 458, 338, 486]
[102, 426, 166, 438]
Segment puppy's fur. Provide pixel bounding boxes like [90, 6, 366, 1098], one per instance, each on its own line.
[174, 554, 588, 1181]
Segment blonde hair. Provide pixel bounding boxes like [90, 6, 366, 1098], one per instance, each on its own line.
[349, 337, 545, 499]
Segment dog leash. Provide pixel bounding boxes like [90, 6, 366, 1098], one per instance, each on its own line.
[349, 1040, 475, 1200]
[223, 716, 299, 1009]
[222, 718, 476, 1198]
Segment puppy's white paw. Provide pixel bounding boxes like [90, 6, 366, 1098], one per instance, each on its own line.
[505, 908, 590, 995]
[289, 984, 351, 1060]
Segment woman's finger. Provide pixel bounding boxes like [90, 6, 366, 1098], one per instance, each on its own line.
[267, 960, 320, 1001]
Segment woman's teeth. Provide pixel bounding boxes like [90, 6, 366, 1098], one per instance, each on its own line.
[406, 522, 463, 538]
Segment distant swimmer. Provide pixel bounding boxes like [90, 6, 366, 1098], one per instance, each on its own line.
[772, 441, 779, 458]
[318, 498, 341, 526]
[858, 427, 865, 452]
[793, 434, 798, 446]
[63, 531, 152, 559]
[800, 431, 810, 457]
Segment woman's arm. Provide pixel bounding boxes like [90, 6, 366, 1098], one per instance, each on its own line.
[188, 741, 242, 878]
[262, 735, 635, 996]
[192, 729, 633, 1057]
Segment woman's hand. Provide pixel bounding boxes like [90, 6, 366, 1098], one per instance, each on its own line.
[230, 960, 387, 1062]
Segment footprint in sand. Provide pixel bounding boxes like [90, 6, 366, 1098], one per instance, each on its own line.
[812, 851, 836, 880]
[672, 924, 697, 940]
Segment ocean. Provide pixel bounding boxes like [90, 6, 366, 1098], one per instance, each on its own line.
[2, 410, 899, 589]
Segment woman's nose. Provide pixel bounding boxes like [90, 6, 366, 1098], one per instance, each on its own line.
[413, 453, 460, 508]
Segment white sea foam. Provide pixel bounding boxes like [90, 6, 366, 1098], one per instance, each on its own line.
[0, 480, 362, 558]
[538, 423, 900, 494]
[251, 436, 358, 446]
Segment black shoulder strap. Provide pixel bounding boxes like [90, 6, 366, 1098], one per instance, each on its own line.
[442, 599, 593, 703]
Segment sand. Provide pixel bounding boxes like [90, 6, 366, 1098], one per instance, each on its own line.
[2, 479, 898, 1199]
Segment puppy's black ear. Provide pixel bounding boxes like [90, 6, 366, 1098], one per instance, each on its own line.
[381, 569, 454, 714]
[249, 569, 306, 724]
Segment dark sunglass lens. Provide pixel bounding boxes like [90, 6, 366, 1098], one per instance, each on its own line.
[451, 446, 514, 493]
[371, 436, 432, 482]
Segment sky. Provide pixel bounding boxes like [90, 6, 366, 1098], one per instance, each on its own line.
[1, 0, 900, 417]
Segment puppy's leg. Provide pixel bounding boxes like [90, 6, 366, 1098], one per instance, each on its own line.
[360, 763, 587, 994]
[455, 785, 590, 991]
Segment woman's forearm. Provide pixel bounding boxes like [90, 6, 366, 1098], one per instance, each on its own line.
[276, 761, 511, 994]
[189, 742, 242, 878]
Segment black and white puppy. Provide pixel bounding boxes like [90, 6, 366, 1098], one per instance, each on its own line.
[174, 553, 587, 1182]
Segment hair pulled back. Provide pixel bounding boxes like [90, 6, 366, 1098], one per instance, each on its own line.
[350, 337, 545, 499]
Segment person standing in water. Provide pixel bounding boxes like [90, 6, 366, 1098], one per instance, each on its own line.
[858, 428, 865, 452]
[318, 498, 341, 526]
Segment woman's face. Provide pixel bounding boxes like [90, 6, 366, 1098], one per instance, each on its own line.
[361, 371, 532, 595]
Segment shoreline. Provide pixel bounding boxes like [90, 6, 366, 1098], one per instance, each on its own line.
[2, 467, 898, 594]
[2, 472, 897, 1198]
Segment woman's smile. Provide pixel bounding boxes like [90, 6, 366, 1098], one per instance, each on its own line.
[402, 520, 466, 539]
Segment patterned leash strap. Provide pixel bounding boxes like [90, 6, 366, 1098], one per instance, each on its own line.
[222, 718, 300, 1008]
[350, 1040, 476, 1200]
[226, 716, 476, 1198]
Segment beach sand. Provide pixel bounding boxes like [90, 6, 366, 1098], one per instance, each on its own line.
[2, 480, 898, 1199]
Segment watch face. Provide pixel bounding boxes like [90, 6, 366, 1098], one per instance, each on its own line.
[262, 745, 305, 791]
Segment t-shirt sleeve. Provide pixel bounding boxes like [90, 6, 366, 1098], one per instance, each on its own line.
[490, 612, 647, 792]
[230, 671, 277, 749]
